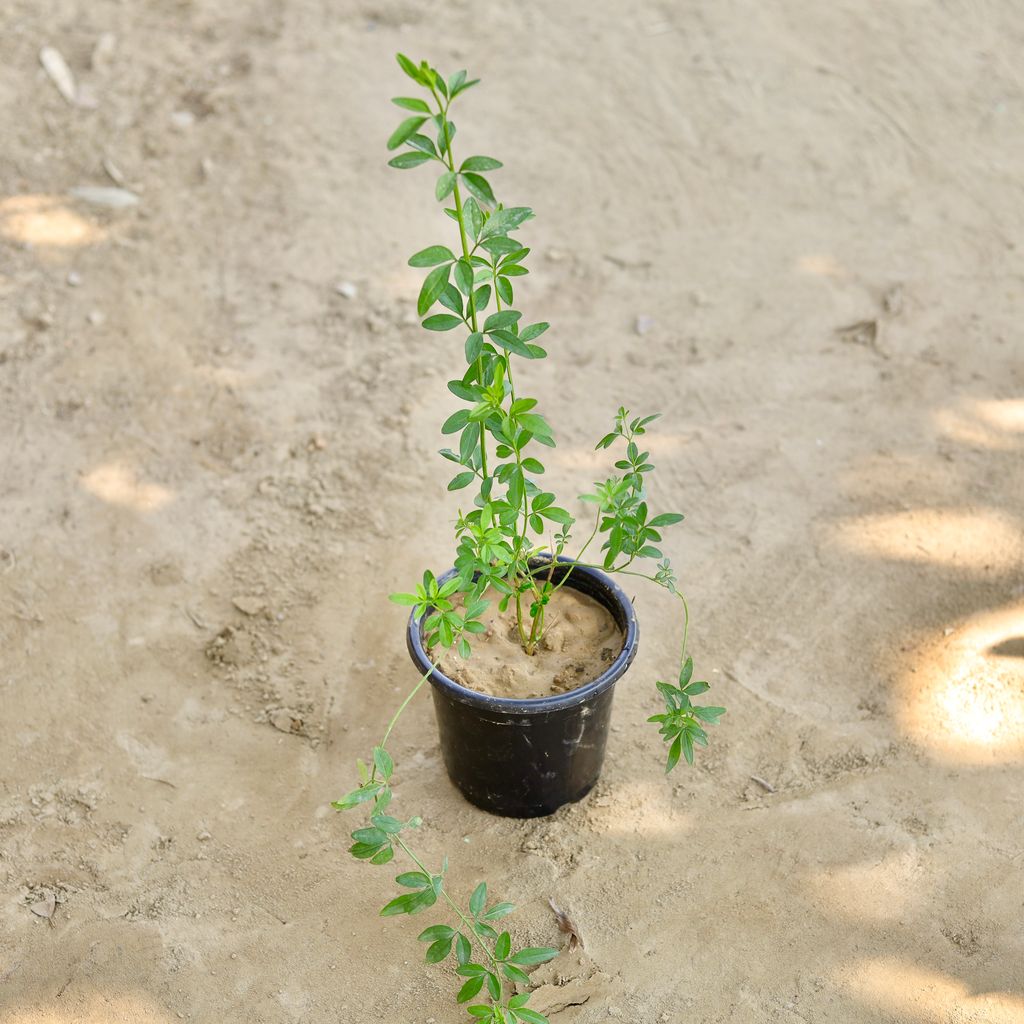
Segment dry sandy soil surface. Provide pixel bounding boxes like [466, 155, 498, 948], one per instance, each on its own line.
[2, 2, 1023, 1022]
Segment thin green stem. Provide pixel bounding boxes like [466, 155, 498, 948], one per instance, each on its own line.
[393, 835, 506, 995]
[429, 83, 488, 479]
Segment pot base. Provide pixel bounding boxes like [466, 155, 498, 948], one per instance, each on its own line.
[408, 558, 639, 819]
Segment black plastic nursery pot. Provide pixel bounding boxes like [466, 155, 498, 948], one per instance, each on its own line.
[406, 556, 639, 818]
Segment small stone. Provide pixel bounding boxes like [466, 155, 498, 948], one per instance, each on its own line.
[634, 314, 655, 336]
[334, 280, 358, 299]
[69, 186, 140, 209]
[29, 892, 56, 919]
[269, 708, 303, 735]
[231, 595, 264, 616]
[170, 110, 196, 130]
[67, 270, 82, 287]
[91, 32, 117, 72]
[87, 309, 105, 326]
[196, 829, 212, 841]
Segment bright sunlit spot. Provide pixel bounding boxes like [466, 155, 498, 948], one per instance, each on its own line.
[80, 462, 174, 512]
[796, 253, 848, 278]
[830, 508, 1022, 573]
[810, 849, 923, 922]
[836, 958, 1024, 1023]
[6, 993, 176, 1024]
[0, 194, 106, 248]
[587, 778, 692, 838]
[900, 602, 1024, 763]
[934, 397, 1024, 451]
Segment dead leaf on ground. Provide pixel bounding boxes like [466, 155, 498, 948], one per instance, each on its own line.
[548, 898, 584, 950]
[835, 319, 887, 358]
[39, 46, 77, 105]
[29, 891, 56, 920]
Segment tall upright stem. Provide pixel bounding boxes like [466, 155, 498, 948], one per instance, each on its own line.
[431, 83, 487, 479]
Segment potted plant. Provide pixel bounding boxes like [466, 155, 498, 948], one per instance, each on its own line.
[334, 54, 726, 1023]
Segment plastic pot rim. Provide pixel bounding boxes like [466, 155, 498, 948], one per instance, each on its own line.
[406, 555, 639, 715]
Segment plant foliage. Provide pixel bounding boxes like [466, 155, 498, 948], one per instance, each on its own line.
[335, 54, 727, 1020]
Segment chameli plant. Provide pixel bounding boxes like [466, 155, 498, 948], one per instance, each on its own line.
[333, 55, 726, 1022]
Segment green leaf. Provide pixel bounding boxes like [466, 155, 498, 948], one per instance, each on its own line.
[380, 892, 418, 916]
[518, 412, 555, 442]
[515, 1009, 551, 1024]
[465, 332, 484, 363]
[500, 263, 528, 276]
[495, 276, 513, 305]
[457, 976, 485, 1003]
[461, 156, 503, 172]
[409, 245, 455, 267]
[372, 746, 393, 781]
[484, 310, 522, 332]
[503, 963, 532, 987]
[387, 116, 426, 150]
[396, 52, 426, 84]
[469, 881, 487, 917]
[682, 732, 695, 765]
[694, 705, 726, 723]
[678, 656, 693, 687]
[397, 871, 430, 889]
[392, 96, 431, 112]
[508, 946, 559, 966]
[369, 846, 394, 865]
[426, 936, 453, 963]
[422, 314, 464, 331]
[418, 924, 455, 942]
[540, 506, 572, 525]
[436, 170, 457, 201]
[649, 513, 685, 528]
[483, 901, 516, 920]
[442, 410, 471, 434]
[495, 932, 511, 960]
[454, 260, 474, 296]
[519, 322, 549, 342]
[461, 172, 496, 206]
[388, 151, 432, 169]
[405, 134, 438, 157]
[666, 734, 682, 773]
[456, 932, 472, 965]
[388, 592, 419, 605]
[332, 783, 381, 810]
[480, 206, 534, 239]
[448, 472, 476, 491]
[417, 263, 450, 316]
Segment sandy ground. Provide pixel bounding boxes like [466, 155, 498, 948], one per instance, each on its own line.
[2, 1, 1023, 1021]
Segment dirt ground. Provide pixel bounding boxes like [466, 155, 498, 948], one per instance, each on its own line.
[2, 2, 1023, 1021]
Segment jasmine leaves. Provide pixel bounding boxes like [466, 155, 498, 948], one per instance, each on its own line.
[648, 657, 726, 771]
[388, 571, 485, 654]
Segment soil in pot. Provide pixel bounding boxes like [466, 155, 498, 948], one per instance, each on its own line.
[434, 585, 624, 699]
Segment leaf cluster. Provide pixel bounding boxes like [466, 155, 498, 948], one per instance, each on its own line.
[648, 656, 726, 771]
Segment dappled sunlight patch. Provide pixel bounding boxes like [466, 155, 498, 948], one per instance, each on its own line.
[934, 398, 1024, 451]
[5, 993, 177, 1024]
[796, 253, 847, 278]
[829, 507, 1022, 573]
[587, 778, 693, 838]
[809, 848, 923, 922]
[898, 602, 1024, 764]
[0, 194, 106, 248]
[974, 398, 1024, 434]
[80, 462, 174, 512]
[836, 958, 1024, 1023]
